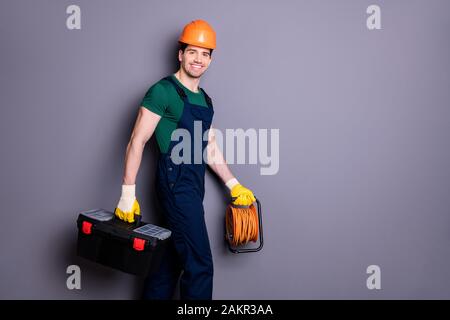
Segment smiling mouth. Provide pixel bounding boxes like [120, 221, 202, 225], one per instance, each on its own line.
[191, 64, 203, 69]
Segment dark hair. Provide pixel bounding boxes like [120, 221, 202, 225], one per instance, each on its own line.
[178, 42, 213, 56]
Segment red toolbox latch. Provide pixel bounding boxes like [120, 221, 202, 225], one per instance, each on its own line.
[82, 221, 92, 235]
[133, 238, 146, 251]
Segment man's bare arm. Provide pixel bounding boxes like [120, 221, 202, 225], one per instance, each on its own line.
[122, 107, 161, 185]
[206, 126, 235, 185]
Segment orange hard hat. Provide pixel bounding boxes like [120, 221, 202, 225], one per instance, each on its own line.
[179, 19, 216, 49]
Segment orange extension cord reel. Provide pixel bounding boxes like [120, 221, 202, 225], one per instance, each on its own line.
[225, 198, 263, 253]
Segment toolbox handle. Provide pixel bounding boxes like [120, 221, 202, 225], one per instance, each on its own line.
[112, 211, 142, 226]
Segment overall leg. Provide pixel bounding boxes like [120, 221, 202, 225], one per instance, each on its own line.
[142, 237, 182, 299]
[172, 195, 214, 300]
[142, 180, 183, 300]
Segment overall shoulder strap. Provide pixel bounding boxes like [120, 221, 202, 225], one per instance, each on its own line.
[163, 76, 187, 100]
[200, 88, 213, 107]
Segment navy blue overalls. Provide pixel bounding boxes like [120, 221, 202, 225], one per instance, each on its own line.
[143, 76, 214, 300]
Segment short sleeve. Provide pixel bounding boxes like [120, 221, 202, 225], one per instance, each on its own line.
[140, 83, 168, 116]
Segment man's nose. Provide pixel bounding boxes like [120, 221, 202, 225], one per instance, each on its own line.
[194, 54, 202, 64]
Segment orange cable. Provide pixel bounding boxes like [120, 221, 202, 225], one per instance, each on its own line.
[226, 203, 259, 247]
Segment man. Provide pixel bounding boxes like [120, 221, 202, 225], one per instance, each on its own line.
[114, 20, 256, 300]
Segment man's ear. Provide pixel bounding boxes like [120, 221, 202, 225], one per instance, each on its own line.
[178, 50, 183, 63]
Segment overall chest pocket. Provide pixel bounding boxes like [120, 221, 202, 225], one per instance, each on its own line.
[190, 106, 214, 123]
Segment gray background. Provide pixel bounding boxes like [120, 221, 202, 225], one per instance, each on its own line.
[0, 0, 449, 299]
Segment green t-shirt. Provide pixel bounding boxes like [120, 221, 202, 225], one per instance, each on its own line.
[140, 74, 210, 153]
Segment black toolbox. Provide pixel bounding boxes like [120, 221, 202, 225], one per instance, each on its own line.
[76, 208, 171, 276]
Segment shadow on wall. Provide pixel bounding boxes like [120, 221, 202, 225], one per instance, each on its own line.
[165, 34, 182, 74]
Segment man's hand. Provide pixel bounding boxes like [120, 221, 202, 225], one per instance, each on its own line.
[115, 184, 141, 223]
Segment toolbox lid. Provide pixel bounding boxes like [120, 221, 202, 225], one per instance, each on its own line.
[133, 224, 172, 241]
[80, 208, 114, 221]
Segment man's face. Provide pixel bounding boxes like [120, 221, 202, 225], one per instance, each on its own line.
[178, 45, 212, 79]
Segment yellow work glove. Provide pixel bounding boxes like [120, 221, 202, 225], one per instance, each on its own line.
[226, 178, 256, 206]
[114, 184, 141, 223]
